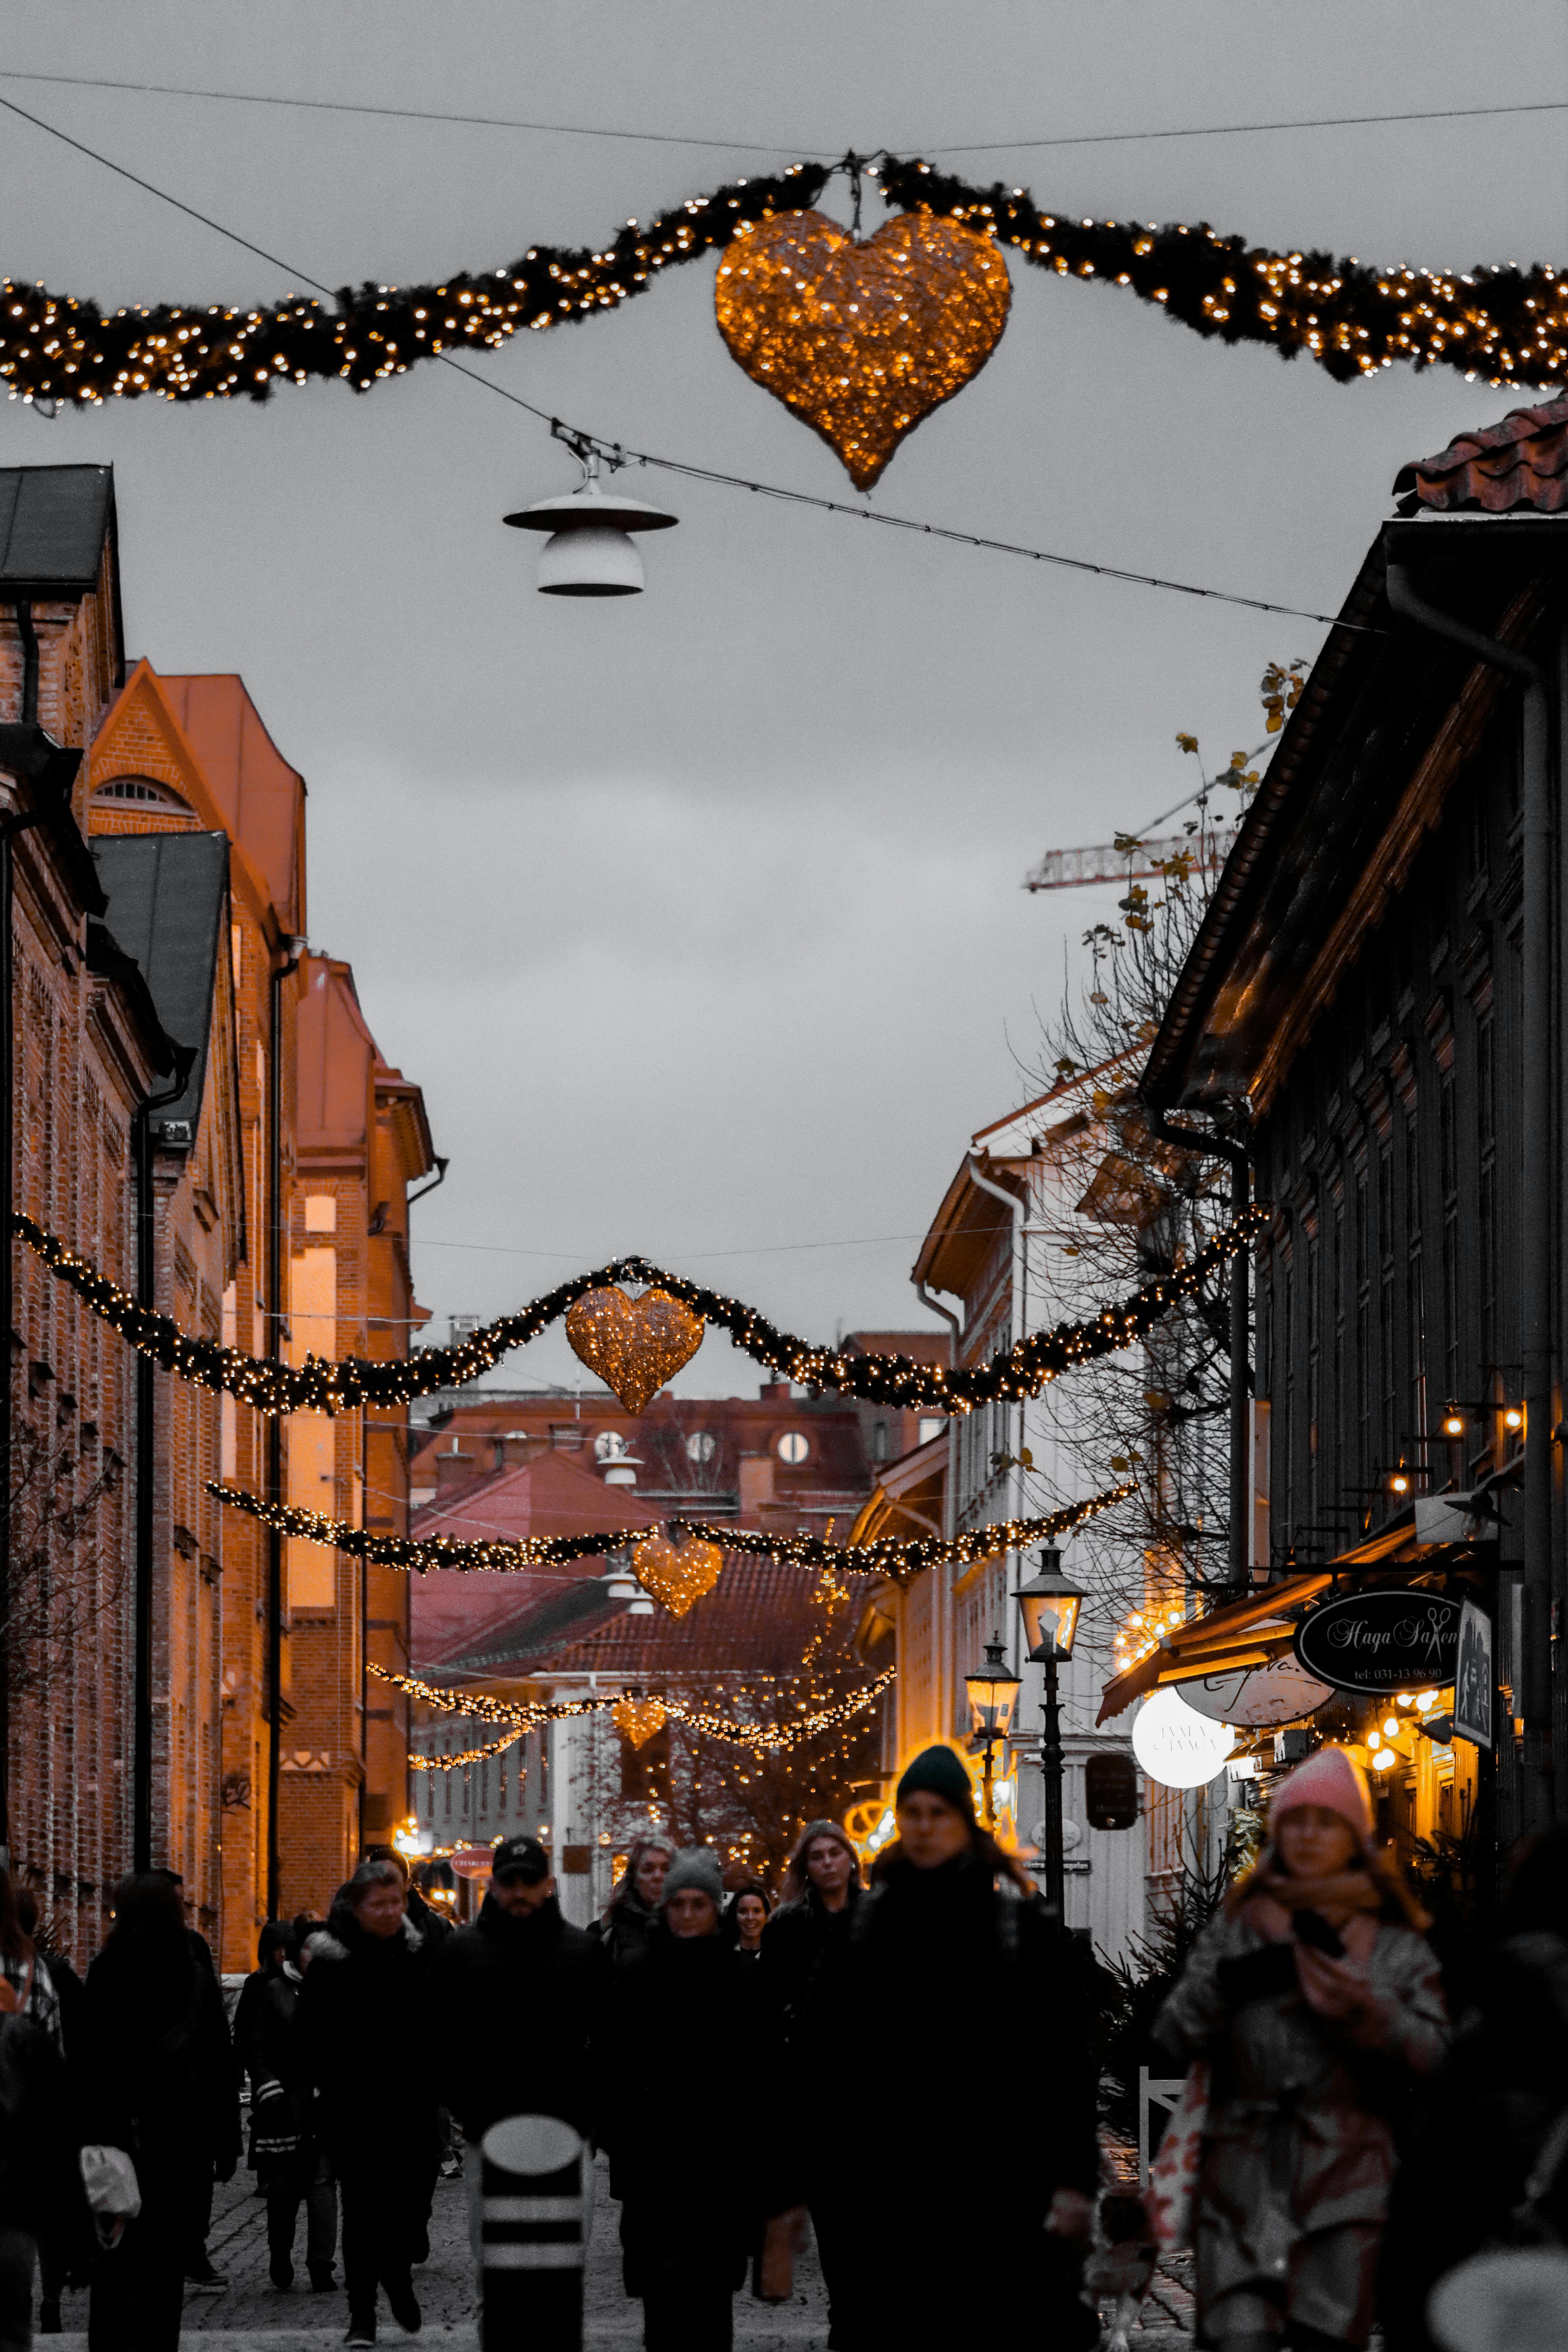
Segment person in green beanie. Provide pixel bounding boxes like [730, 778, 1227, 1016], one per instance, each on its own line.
[788, 1746, 1101, 2351]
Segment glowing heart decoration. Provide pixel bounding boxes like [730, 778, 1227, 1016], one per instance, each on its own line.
[714, 210, 1012, 490]
[611, 1695, 668, 1749]
[631, 1535, 724, 1619]
[563, 1285, 705, 1413]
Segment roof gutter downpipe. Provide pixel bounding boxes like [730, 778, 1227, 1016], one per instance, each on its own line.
[966, 1158, 1029, 1664]
[1386, 557, 1554, 1833]
[1147, 1114, 1251, 1592]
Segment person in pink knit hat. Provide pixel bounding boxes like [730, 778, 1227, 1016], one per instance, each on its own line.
[1155, 1743, 1447, 2352]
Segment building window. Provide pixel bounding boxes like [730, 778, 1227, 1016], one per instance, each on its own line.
[685, 1430, 716, 1463]
[92, 774, 195, 814]
[870, 1421, 889, 1464]
[776, 1431, 809, 1465]
[917, 1415, 947, 1447]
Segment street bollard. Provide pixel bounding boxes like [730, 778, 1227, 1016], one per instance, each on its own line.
[479, 2114, 587, 2351]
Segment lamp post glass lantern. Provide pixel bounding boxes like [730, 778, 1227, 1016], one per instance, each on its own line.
[1015, 1548, 1084, 1920]
[964, 1639, 1021, 1828]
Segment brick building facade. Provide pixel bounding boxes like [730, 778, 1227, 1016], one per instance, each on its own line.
[1, 463, 437, 1966]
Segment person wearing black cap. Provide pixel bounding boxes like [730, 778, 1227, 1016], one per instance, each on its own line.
[600, 1846, 784, 2352]
[795, 1746, 1101, 2352]
[426, 1837, 609, 2282]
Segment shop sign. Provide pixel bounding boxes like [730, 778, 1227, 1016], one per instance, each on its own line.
[1452, 1597, 1493, 1748]
[1084, 1750, 1139, 1829]
[1132, 1689, 1236, 1789]
[1293, 1588, 1462, 1694]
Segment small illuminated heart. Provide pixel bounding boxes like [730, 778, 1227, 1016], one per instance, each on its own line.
[611, 1695, 668, 1749]
[564, 1286, 704, 1413]
[714, 209, 1011, 490]
[631, 1534, 724, 1619]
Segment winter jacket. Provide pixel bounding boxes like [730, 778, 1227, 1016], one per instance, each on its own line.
[588, 1888, 660, 1970]
[297, 1911, 440, 2173]
[79, 1926, 242, 2180]
[757, 1886, 859, 2032]
[598, 1927, 785, 2291]
[235, 1963, 315, 2168]
[1381, 1927, 1568, 2351]
[1157, 1893, 1446, 2345]
[0, 2010, 93, 2264]
[0, 1949, 63, 2048]
[428, 1892, 609, 2143]
[798, 1847, 1101, 2348]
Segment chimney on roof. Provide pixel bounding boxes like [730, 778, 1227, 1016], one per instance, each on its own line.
[759, 1379, 790, 1402]
[435, 1445, 476, 1497]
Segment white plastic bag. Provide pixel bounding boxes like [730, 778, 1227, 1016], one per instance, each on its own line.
[80, 2143, 141, 2246]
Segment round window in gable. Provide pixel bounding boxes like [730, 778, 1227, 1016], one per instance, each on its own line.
[685, 1431, 716, 1464]
[776, 1430, 810, 1465]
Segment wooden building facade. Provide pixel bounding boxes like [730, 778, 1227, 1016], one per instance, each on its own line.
[1143, 396, 1568, 1855]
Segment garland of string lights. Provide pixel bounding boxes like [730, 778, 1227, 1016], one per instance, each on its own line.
[379, 1661, 897, 1767]
[1, 153, 1561, 408]
[206, 1475, 1132, 1583]
[17, 1205, 1266, 1414]
[205, 1481, 643, 1572]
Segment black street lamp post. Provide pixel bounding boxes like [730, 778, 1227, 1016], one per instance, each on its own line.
[1016, 1547, 1084, 1918]
[963, 1639, 1021, 1829]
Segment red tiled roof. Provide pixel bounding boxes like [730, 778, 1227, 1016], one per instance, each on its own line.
[1393, 395, 1568, 515]
[537, 1559, 870, 1680]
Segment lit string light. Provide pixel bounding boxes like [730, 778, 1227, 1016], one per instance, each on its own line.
[19, 1206, 1266, 1414]
[377, 1660, 897, 1765]
[0, 151, 1560, 411]
[205, 1476, 1134, 1584]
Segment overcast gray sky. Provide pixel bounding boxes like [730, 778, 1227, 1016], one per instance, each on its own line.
[2, 1, 1564, 1395]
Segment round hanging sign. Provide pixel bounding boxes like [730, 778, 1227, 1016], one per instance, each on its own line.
[1131, 1688, 1236, 1789]
[1293, 1588, 1462, 1695]
[1178, 1629, 1336, 1728]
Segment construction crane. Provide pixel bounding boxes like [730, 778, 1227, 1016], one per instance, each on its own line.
[1023, 777, 1249, 893]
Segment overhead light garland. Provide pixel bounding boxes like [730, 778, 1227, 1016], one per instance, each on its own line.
[376, 1660, 897, 1766]
[19, 1204, 1266, 1414]
[206, 1474, 1132, 1583]
[205, 1480, 644, 1571]
[1, 152, 1560, 413]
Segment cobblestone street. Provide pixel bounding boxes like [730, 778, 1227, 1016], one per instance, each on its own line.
[38, 2156, 1194, 2347]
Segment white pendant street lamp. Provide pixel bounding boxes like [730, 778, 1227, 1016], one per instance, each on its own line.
[504, 437, 677, 596]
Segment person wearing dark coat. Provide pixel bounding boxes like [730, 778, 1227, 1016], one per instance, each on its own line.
[600, 1847, 784, 2352]
[797, 1748, 1101, 2352]
[427, 1836, 609, 2286]
[589, 1836, 674, 1968]
[80, 1872, 241, 2352]
[759, 1819, 860, 2024]
[236, 1925, 337, 2294]
[298, 1859, 439, 2347]
[1381, 1822, 1568, 2351]
[0, 1999, 93, 2352]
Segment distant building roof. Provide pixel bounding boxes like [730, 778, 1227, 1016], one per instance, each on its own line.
[1394, 394, 1568, 516]
[0, 465, 115, 594]
[550, 1558, 871, 1679]
[92, 830, 230, 1131]
[156, 675, 306, 933]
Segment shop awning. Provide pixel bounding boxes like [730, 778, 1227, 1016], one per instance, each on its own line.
[1096, 1573, 1338, 1724]
[1324, 1489, 1499, 1568]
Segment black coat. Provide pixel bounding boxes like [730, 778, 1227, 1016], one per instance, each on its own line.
[800, 1849, 1100, 2345]
[428, 1893, 609, 2142]
[1383, 1927, 1568, 2351]
[235, 1964, 314, 2166]
[80, 1927, 241, 2180]
[758, 1886, 860, 2031]
[588, 1889, 660, 1970]
[599, 1928, 784, 2293]
[0, 2010, 93, 2262]
[297, 1912, 439, 2172]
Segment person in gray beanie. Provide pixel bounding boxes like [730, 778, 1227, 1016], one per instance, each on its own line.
[599, 1847, 787, 2350]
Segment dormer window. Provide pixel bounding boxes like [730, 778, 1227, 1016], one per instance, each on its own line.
[92, 775, 196, 820]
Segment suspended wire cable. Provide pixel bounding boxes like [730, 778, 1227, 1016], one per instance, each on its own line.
[0, 89, 1365, 632]
[1, 66, 1560, 153]
[0, 68, 825, 153]
[928, 97, 1568, 153]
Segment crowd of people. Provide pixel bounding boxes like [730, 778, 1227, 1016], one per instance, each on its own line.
[1, 1742, 1566, 2352]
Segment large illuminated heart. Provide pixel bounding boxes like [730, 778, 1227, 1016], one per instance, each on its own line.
[611, 1695, 668, 1749]
[631, 1534, 724, 1619]
[564, 1286, 704, 1413]
[714, 210, 1011, 490]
